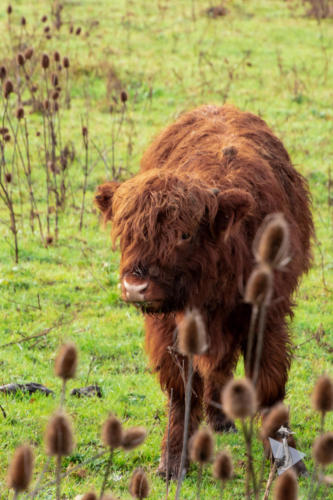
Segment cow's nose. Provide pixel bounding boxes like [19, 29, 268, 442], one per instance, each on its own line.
[123, 278, 148, 302]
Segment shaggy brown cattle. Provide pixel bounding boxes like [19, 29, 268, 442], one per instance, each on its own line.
[95, 105, 313, 477]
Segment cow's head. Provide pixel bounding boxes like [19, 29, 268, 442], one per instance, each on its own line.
[95, 170, 253, 313]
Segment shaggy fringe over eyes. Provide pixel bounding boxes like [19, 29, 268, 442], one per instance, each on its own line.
[111, 170, 219, 258]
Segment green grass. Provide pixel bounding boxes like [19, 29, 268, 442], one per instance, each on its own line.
[0, 0, 332, 498]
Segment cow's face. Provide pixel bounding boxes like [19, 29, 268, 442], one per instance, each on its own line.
[95, 170, 253, 313]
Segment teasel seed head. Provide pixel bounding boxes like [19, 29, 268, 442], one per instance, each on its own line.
[17, 53, 25, 66]
[69, 24, 74, 34]
[55, 342, 78, 380]
[82, 126, 88, 138]
[260, 403, 289, 439]
[52, 90, 59, 101]
[24, 47, 34, 60]
[76, 26, 82, 35]
[53, 101, 59, 112]
[51, 73, 59, 87]
[81, 493, 97, 500]
[44, 26, 50, 34]
[253, 213, 290, 269]
[5, 172, 12, 183]
[312, 375, 333, 414]
[7, 444, 34, 492]
[313, 432, 333, 466]
[177, 309, 207, 356]
[21, 16, 26, 26]
[54, 51, 60, 62]
[46, 235, 53, 245]
[63, 56, 70, 68]
[31, 84, 38, 93]
[189, 428, 214, 464]
[273, 469, 298, 500]
[4, 133, 11, 142]
[101, 495, 117, 500]
[41, 53, 50, 69]
[221, 378, 257, 420]
[244, 263, 273, 306]
[3, 79, 14, 99]
[122, 427, 147, 451]
[0, 66, 6, 80]
[101, 416, 123, 449]
[44, 99, 50, 111]
[16, 107, 24, 120]
[45, 411, 74, 456]
[7, 5, 12, 15]
[213, 451, 233, 481]
[129, 469, 150, 499]
[41, 15, 47, 22]
[120, 90, 128, 103]
[0, 127, 9, 135]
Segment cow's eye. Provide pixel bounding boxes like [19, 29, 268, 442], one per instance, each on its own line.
[181, 233, 191, 240]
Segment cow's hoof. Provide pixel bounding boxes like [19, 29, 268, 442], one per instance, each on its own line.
[208, 412, 237, 434]
[157, 456, 187, 480]
[293, 459, 308, 477]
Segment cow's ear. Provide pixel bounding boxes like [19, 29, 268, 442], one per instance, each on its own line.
[212, 188, 254, 238]
[94, 181, 120, 222]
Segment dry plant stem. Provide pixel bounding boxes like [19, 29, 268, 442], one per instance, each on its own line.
[175, 354, 194, 500]
[262, 461, 277, 500]
[42, 111, 51, 235]
[245, 304, 259, 375]
[165, 387, 173, 500]
[241, 419, 257, 499]
[60, 379, 66, 408]
[99, 448, 114, 499]
[256, 452, 268, 500]
[79, 129, 89, 231]
[220, 482, 225, 500]
[307, 464, 319, 500]
[13, 492, 19, 500]
[196, 463, 203, 500]
[320, 412, 325, 434]
[252, 304, 268, 387]
[30, 456, 51, 498]
[56, 455, 61, 500]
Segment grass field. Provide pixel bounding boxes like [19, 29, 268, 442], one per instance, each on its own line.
[0, 0, 332, 498]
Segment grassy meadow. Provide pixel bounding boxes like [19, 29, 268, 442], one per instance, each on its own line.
[0, 0, 332, 498]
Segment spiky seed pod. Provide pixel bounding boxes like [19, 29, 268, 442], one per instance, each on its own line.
[45, 411, 74, 456]
[44, 26, 50, 33]
[46, 34, 52, 40]
[52, 90, 59, 101]
[253, 213, 290, 269]
[4, 133, 11, 142]
[129, 469, 150, 499]
[36, 131, 41, 137]
[24, 47, 34, 60]
[21, 17, 26, 26]
[7, 444, 34, 492]
[16, 107, 24, 120]
[122, 427, 147, 451]
[273, 469, 298, 500]
[69, 24, 74, 34]
[41, 53, 50, 69]
[101, 495, 117, 500]
[41, 15, 47, 22]
[213, 451, 233, 481]
[57, 64, 62, 71]
[0, 66, 6, 80]
[55, 342, 77, 380]
[81, 493, 97, 500]
[76, 26, 82, 35]
[82, 126, 88, 138]
[222, 378, 257, 420]
[3, 79, 14, 98]
[44, 99, 50, 111]
[54, 51, 60, 62]
[102, 416, 123, 449]
[120, 90, 128, 103]
[0, 127, 9, 135]
[177, 309, 207, 356]
[63, 57, 70, 68]
[244, 263, 273, 306]
[312, 375, 333, 414]
[53, 101, 59, 112]
[17, 53, 25, 66]
[7, 5, 12, 15]
[5, 172, 12, 183]
[189, 428, 214, 464]
[313, 432, 333, 466]
[31, 84, 38, 93]
[46, 235, 53, 245]
[260, 403, 289, 440]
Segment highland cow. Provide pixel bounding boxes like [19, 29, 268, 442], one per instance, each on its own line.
[95, 105, 313, 477]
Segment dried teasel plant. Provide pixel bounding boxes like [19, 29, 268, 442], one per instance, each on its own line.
[129, 468, 150, 499]
[313, 432, 333, 466]
[189, 428, 214, 499]
[312, 374, 333, 432]
[253, 212, 290, 270]
[99, 415, 123, 498]
[81, 493, 97, 500]
[213, 451, 233, 497]
[175, 309, 207, 500]
[273, 469, 298, 500]
[260, 403, 289, 440]
[122, 427, 147, 451]
[7, 445, 34, 496]
[54, 342, 78, 406]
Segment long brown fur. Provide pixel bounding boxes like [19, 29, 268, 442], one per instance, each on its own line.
[95, 105, 313, 478]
